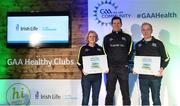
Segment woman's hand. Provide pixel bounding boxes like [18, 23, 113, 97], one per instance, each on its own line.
[132, 69, 139, 75]
[82, 69, 88, 76]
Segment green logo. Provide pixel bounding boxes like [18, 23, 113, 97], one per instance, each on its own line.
[142, 63, 151, 70]
[6, 83, 31, 105]
[91, 57, 100, 69]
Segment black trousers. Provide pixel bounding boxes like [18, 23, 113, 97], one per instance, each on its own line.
[105, 65, 131, 105]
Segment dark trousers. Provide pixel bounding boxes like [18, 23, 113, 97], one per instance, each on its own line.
[105, 66, 131, 105]
[139, 78, 162, 106]
[81, 74, 102, 105]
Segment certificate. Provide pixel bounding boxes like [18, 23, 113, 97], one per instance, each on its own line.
[133, 56, 161, 75]
[82, 55, 109, 74]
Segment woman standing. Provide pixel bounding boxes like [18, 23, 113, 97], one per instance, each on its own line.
[77, 30, 104, 105]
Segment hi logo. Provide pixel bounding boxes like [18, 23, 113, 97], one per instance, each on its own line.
[6, 83, 31, 105]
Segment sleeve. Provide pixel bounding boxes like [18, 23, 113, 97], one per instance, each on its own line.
[103, 36, 108, 55]
[77, 46, 83, 71]
[101, 46, 105, 55]
[135, 42, 139, 56]
[128, 36, 133, 60]
[159, 42, 170, 69]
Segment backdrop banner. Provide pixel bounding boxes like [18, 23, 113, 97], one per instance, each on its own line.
[88, 0, 180, 105]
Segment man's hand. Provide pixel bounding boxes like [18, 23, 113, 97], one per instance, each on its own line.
[159, 67, 164, 76]
[155, 67, 164, 77]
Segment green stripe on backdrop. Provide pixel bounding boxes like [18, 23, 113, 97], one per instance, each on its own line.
[0, 0, 34, 104]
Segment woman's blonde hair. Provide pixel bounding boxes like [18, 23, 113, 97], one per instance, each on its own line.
[86, 30, 99, 43]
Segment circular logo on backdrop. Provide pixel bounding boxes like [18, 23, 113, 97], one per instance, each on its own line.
[6, 83, 31, 105]
[93, 0, 118, 26]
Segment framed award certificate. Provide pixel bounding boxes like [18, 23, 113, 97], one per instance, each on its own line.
[82, 55, 109, 74]
[133, 56, 161, 75]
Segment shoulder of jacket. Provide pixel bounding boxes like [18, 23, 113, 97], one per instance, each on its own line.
[79, 45, 86, 50]
[123, 32, 131, 38]
[136, 39, 143, 45]
[103, 33, 112, 41]
[104, 33, 112, 38]
[97, 45, 103, 49]
[153, 37, 163, 45]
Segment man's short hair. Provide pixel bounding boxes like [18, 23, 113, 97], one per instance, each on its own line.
[111, 16, 122, 24]
[141, 22, 153, 32]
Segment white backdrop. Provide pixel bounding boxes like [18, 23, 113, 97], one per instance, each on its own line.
[88, 0, 180, 105]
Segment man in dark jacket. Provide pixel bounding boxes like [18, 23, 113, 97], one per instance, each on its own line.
[103, 16, 133, 105]
[135, 22, 170, 105]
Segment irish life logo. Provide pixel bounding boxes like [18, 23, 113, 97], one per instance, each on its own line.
[6, 83, 31, 105]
